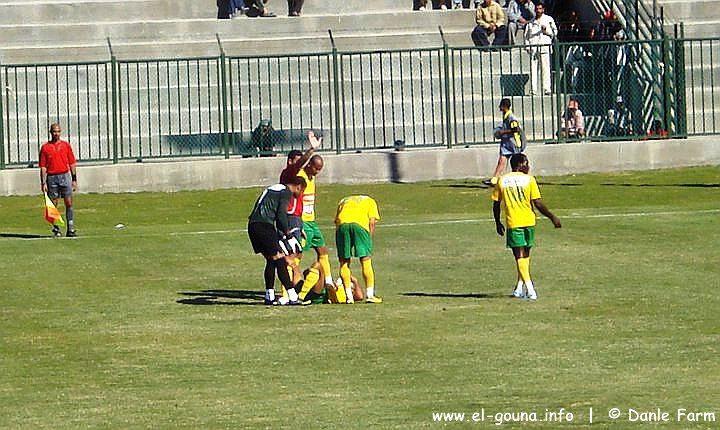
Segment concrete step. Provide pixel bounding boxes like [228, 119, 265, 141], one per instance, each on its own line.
[0, 11, 476, 63]
[0, 0, 412, 25]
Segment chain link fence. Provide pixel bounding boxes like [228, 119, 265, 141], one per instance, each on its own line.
[0, 38, 706, 168]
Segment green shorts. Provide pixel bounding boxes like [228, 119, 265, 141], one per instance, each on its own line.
[302, 220, 327, 252]
[506, 226, 535, 249]
[336, 223, 373, 259]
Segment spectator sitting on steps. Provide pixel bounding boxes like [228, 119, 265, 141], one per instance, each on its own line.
[507, 0, 535, 45]
[471, 0, 509, 47]
[245, 0, 276, 17]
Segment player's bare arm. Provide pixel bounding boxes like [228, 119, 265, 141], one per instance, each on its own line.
[492, 201, 505, 236]
[533, 199, 562, 228]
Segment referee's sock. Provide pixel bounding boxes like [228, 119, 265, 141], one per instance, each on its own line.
[66, 206, 74, 230]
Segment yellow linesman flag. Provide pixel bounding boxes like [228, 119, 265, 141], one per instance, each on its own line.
[44, 193, 65, 227]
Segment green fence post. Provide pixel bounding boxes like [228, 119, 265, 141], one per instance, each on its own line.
[329, 30, 342, 154]
[662, 35, 673, 136]
[554, 39, 563, 144]
[675, 30, 687, 137]
[0, 60, 5, 170]
[108, 39, 119, 164]
[440, 27, 453, 149]
[217, 35, 230, 159]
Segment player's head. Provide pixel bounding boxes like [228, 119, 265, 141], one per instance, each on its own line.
[304, 154, 324, 178]
[535, 1, 545, 17]
[499, 98, 511, 112]
[286, 149, 303, 166]
[285, 176, 306, 196]
[510, 153, 529, 173]
[49, 123, 62, 141]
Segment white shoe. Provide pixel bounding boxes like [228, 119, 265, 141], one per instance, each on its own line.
[512, 290, 525, 299]
[418, 6, 426, 10]
[526, 292, 538, 301]
[440, 4, 447, 9]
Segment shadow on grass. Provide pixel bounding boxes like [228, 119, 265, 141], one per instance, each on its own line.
[600, 183, 720, 188]
[430, 183, 491, 189]
[0, 232, 47, 239]
[177, 289, 265, 306]
[402, 292, 508, 299]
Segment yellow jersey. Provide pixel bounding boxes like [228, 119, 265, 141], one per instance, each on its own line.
[297, 169, 316, 222]
[491, 172, 541, 228]
[335, 195, 380, 232]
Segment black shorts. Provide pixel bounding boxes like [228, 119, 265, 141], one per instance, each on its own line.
[247, 222, 302, 256]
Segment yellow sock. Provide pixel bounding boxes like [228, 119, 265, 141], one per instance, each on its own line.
[281, 286, 288, 299]
[361, 259, 375, 290]
[335, 280, 347, 304]
[299, 268, 319, 300]
[339, 261, 352, 300]
[517, 257, 531, 283]
[319, 254, 333, 285]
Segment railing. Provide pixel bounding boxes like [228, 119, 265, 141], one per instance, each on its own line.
[0, 37, 713, 169]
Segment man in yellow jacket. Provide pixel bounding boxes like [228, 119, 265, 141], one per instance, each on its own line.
[472, 0, 509, 46]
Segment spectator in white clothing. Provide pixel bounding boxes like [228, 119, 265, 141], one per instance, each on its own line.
[524, 2, 557, 95]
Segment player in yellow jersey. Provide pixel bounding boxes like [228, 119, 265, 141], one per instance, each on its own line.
[492, 154, 561, 300]
[294, 154, 338, 303]
[335, 195, 382, 303]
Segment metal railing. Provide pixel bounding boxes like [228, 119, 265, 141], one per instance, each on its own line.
[0, 36, 714, 169]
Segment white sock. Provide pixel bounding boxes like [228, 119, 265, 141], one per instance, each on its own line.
[515, 281, 524, 295]
[325, 276, 334, 286]
[345, 287, 354, 302]
[287, 288, 298, 301]
[525, 280, 536, 297]
[266, 289, 275, 301]
[367, 287, 375, 298]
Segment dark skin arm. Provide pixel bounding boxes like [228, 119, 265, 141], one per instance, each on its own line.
[533, 199, 562, 228]
[493, 200, 505, 236]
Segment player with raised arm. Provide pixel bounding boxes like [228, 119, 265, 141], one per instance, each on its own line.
[492, 154, 561, 300]
[279, 131, 321, 298]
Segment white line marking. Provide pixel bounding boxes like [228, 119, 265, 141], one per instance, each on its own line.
[4, 208, 719, 241]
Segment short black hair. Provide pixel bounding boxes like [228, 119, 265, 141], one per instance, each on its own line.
[286, 176, 306, 188]
[509, 153, 528, 170]
[287, 149, 303, 160]
[500, 98, 512, 109]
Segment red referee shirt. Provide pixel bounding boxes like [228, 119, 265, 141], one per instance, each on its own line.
[280, 164, 304, 217]
[39, 140, 77, 175]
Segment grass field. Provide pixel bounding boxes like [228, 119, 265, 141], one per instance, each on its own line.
[1, 166, 719, 429]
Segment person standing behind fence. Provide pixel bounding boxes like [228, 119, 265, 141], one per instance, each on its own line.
[39, 123, 78, 238]
[287, 0, 304, 16]
[471, 0, 509, 47]
[524, 2, 557, 95]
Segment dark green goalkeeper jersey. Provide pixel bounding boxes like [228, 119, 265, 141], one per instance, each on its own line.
[248, 184, 291, 233]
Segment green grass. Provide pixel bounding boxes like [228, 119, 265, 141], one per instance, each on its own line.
[1, 166, 719, 429]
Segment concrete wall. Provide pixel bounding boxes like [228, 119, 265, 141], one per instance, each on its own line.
[2, 136, 718, 196]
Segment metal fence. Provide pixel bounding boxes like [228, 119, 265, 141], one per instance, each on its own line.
[0, 37, 711, 169]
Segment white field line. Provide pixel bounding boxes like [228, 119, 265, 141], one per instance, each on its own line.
[4, 208, 719, 241]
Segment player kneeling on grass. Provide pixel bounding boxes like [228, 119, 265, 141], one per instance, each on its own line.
[491, 154, 561, 300]
[247, 177, 307, 306]
[335, 195, 382, 303]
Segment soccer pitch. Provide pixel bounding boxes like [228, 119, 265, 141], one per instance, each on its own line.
[1, 166, 718, 429]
